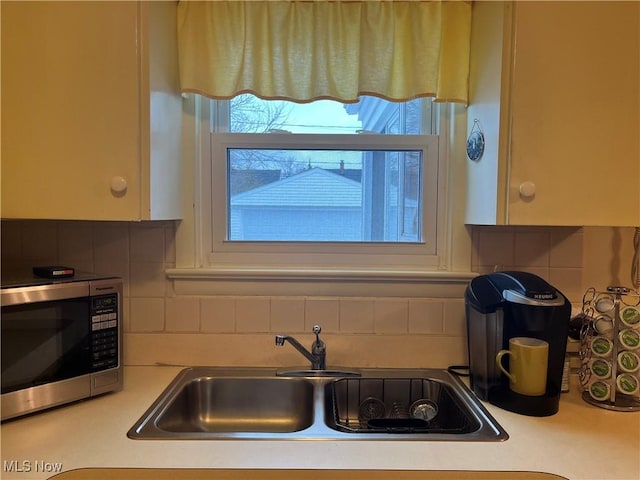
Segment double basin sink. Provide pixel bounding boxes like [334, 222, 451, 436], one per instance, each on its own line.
[127, 367, 508, 441]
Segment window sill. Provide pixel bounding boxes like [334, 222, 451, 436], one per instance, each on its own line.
[166, 267, 477, 297]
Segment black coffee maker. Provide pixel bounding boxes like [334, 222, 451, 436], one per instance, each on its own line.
[465, 271, 571, 416]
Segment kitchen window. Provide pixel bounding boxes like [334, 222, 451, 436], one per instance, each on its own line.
[200, 94, 440, 270]
[171, 95, 473, 295]
[169, 1, 474, 295]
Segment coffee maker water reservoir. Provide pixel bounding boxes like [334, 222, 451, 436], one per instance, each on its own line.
[465, 271, 571, 416]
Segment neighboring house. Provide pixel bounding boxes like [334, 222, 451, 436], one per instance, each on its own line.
[327, 161, 362, 183]
[229, 169, 282, 195]
[230, 167, 362, 241]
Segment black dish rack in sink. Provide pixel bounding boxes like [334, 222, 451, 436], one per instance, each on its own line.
[327, 377, 480, 434]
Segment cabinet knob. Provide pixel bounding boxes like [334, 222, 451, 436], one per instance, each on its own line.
[519, 181, 536, 199]
[110, 176, 128, 196]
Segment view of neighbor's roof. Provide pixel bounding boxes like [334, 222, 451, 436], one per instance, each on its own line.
[231, 167, 362, 207]
[229, 169, 282, 195]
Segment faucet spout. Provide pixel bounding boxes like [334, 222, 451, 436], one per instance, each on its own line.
[275, 325, 326, 370]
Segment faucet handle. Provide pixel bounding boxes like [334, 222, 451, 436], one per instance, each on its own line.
[313, 324, 322, 345]
[312, 324, 325, 356]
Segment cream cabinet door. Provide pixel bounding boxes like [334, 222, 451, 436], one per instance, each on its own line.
[1, 1, 181, 221]
[466, 1, 639, 226]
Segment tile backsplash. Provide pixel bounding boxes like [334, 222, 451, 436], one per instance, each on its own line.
[1, 220, 588, 368]
[471, 225, 584, 303]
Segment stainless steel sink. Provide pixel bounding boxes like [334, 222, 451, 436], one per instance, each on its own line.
[128, 367, 508, 441]
[325, 377, 481, 434]
[276, 369, 361, 377]
[154, 377, 314, 433]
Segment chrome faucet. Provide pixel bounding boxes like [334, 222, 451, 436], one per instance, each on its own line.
[275, 324, 326, 370]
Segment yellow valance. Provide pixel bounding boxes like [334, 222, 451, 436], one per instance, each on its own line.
[177, 1, 471, 104]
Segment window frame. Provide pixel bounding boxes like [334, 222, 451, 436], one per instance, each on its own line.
[203, 94, 444, 270]
[170, 95, 474, 296]
[205, 132, 440, 269]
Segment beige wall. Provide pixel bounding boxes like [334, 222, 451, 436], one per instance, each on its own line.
[2, 220, 635, 368]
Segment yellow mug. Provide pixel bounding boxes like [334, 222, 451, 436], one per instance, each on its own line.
[496, 337, 549, 396]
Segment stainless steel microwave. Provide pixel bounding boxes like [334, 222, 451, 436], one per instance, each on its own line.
[1, 274, 123, 421]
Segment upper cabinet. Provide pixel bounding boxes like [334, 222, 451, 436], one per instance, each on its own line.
[466, 1, 639, 226]
[1, 1, 182, 221]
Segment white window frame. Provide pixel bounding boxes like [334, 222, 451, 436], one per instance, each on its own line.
[207, 131, 439, 260]
[170, 95, 475, 296]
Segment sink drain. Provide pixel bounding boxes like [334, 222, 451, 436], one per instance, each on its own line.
[358, 397, 386, 421]
[409, 399, 438, 421]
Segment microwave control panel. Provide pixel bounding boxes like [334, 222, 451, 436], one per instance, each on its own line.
[90, 293, 119, 371]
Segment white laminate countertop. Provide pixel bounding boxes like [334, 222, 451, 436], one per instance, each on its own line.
[1, 366, 639, 480]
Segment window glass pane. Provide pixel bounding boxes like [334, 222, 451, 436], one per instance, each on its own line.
[228, 148, 422, 242]
[228, 94, 427, 134]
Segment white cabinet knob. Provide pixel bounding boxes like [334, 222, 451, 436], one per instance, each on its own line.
[110, 176, 128, 195]
[519, 181, 536, 199]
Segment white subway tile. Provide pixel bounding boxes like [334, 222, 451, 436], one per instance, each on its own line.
[93, 224, 129, 265]
[408, 299, 443, 334]
[305, 298, 339, 333]
[514, 231, 550, 267]
[476, 231, 515, 268]
[443, 299, 467, 336]
[129, 298, 165, 332]
[130, 262, 167, 297]
[271, 298, 305, 332]
[164, 224, 177, 263]
[21, 221, 58, 261]
[374, 299, 409, 333]
[56, 223, 94, 271]
[236, 298, 270, 332]
[1, 222, 22, 260]
[165, 297, 200, 332]
[549, 268, 583, 304]
[550, 228, 583, 268]
[201, 297, 236, 333]
[339, 299, 374, 333]
[122, 297, 131, 332]
[130, 225, 165, 262]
